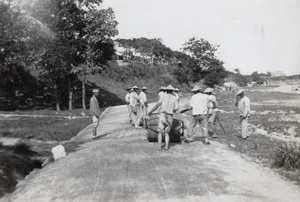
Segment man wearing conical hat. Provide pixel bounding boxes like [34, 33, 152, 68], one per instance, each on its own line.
[204, 87, 218, 138]
[130, 86, 142, 128]
[139, 86, 148, 124]
[148, 85, 179, 151]
[187, 86, 215, 145]
[235, 89, 251, 139]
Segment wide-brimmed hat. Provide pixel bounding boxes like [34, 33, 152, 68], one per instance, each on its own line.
[191, 86, 201, 92]
[236, 89, 244, 95]
[126, 87, 131, 91]
[132, 86, 138, 89]
[159, 86, 165, 90]
[174, 88, 180, 92]
[204, 87, 214, 93]
[165, 85, 176, 91]
[142, 86, 147, 90]
[92, 89, 99, 93]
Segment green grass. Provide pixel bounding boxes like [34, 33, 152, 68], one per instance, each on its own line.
[0, 109, 96, 141]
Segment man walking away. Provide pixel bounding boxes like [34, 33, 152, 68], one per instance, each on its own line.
[130, 86, 142, 128]
[148, 85, 179, 151]
[235, 89, 250, 139]
[204, 87, 218, 138]
[187, 86, 215, 145]
[90, 89, 101, 139]
[125, 87, 132, 123]
[139, 86, 148, 125]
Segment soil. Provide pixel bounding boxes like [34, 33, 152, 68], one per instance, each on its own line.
[1, 91, 300, 202]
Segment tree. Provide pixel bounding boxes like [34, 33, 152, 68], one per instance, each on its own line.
[71, 7, 118, 109]
[251, 71, 262, 82]
[0, 1, 49, 103]
[181, 37, 227, 86]
[234, 68, 240, 74]
[29, 0, 118, 110]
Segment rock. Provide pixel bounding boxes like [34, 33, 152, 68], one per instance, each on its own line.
[51, 145, 66, 161]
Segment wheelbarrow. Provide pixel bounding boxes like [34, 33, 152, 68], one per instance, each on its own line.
[144, 113, 185, 142]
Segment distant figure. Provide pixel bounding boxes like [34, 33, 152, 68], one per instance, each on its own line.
[157, 86, 166, 112]
[139, 86, 148, 124]
[148, 85, 179, 151]
[130, 86, 142, 128]
[204, 87, 218, 138]
[187, 86, 215, 145]
[125, 87, 132, 123]
[235, 89, 251, 139]
[173, 88, 180, 104]
[90, 89, 101, 138]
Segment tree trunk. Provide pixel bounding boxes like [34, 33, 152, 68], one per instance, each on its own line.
[82, 73, 86, 110]
[68, 77, 73, 110]
[54, 84, 60, 111]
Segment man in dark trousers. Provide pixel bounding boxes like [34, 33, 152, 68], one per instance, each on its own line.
[90, 89, 101, 139]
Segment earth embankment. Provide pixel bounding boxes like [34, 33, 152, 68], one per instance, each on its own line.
[1, 102, 300, 202]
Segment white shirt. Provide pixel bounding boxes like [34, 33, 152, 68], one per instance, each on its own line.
[130, 91, 140, 107]
[237, 96, 250, 117]
[207, 95, 217, 114]
[125, 93, 130, 103]
[189, 93, 214, 115]
[139, 91, 147, 105]
[158, 91, 165, 99]
[157, 93, 178, 115]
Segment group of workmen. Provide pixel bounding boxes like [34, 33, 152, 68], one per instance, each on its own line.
[90, 85, 251, 150]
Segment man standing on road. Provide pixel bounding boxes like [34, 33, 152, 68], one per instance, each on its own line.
[90, 89, 101, 139]
[187, 86, 215, 145]
[235, 89, 251, 139]
[174, 88, 180, 104]
[204, 87, 218, 138]
[125, 87, 132, 123]
[148, 85, 179, 151]
[139, 86, 148, 125]
[130, 86, 142, 128]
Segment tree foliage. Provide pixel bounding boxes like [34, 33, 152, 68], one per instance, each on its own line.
[0, 1, 47, 101]
[180, 37, 227, 86]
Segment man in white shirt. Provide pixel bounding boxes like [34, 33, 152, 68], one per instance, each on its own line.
[148, 85, 179, 151]
[130, 86, 142, 128]
[125, 87, 132, 123]
[139, 86, 148, 124]
[235, 89, 251, 139]
[173, 88, 180, 104]
[204, 87, 218, 138]
[187, 86, 215, 145]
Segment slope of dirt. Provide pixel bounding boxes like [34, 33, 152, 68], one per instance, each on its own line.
[1, 102, 300, 202]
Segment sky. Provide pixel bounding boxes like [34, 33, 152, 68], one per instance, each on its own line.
[100, 0, 300, 76]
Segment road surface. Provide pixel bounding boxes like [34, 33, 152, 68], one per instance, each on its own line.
[1, 102, 300, 202]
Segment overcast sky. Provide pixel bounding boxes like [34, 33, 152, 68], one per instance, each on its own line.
[100, 0, 300, 76]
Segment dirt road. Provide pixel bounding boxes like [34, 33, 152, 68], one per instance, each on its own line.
[1, 103, 300, 202]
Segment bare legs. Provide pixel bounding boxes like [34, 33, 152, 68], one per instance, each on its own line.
[158, 132, 170, 151]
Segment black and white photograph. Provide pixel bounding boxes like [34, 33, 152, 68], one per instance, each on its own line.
[1, 0, 300, 201]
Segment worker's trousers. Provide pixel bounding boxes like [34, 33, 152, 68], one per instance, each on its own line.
[240, 116, 249, 138]
[187, 114, 208, 138]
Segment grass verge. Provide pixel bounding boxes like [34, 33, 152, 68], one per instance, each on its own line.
[212, 88, 300, 184]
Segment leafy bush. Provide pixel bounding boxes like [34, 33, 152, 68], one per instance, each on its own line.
[274, 143, 300, 170]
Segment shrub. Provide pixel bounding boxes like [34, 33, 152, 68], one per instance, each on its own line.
[273, 143, 300, 170]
